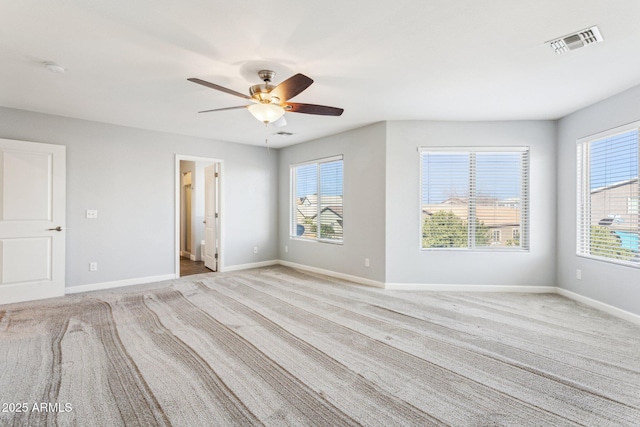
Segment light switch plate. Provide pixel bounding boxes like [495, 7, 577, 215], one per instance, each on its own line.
[86, 209, 98, 219]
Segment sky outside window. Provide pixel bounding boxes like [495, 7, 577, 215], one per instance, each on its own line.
[590, 129, 639, 190]
[422, 152, 521, 203]
[296, 161, 343, 197]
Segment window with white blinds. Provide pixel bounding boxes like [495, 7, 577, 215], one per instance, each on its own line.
[420, 147, 529, 250]
[577, 126, 639, 266]
[290, 156, 343, 243]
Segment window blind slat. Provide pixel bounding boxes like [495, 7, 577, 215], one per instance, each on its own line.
[577, 128, 639, 266]
[319, 160, 343, 240]
[421, 148, 529, 250]
[291, 157, 343, 243]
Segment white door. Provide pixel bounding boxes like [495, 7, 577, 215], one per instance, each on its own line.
[203, 164, 218, 271]
[0, 138, 66, 305]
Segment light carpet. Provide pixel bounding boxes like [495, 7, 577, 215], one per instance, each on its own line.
[1, 266, 639, 426]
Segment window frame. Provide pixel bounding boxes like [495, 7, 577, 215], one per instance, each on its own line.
[576, 122, 640, 267]
[290, 155, 344, 244]
[419, 146, 530, 252]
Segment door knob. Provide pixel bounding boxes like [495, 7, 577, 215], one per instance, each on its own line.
[47, 226, 63, 231]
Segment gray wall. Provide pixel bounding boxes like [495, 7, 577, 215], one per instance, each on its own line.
[277, 122, 387, 283]
[557, 85, 640, 316]
[5, 85, 640, 318]
[385, 120, 557, 286]
[0, 107, 278, 289]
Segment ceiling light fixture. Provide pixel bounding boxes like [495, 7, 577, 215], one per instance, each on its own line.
[548, 25, 603, 54]
[248, 103, 285, 124]
[44, 61, 66, 73]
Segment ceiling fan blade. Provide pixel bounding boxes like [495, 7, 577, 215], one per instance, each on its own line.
[198, 105, 249, 113]
[270, 74, 313, 102]
[284, 102, 344, 116]
[188, 78, 253, 100]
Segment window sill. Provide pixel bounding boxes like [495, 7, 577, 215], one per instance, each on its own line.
[420, 247, 529, 253]
[290, 236, 344, 245]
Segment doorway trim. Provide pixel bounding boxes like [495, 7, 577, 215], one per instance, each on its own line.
[174, 154, 224, 278]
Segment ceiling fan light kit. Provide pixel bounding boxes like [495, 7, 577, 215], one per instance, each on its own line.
[188, 69, 343, 126]
[248, 103, 285, 124]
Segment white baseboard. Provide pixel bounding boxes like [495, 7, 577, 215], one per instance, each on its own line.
[63, 261, 640, 326]
[385, 283, 554, 292]
[556, 288, 640, 326]
[278, 260, 386, 288]
[219, 260, 280, 273]
[65, 274, 177, 295]
[276, 261, 640, 325]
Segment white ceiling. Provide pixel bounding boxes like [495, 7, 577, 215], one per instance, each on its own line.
[2, 1, 640, 148]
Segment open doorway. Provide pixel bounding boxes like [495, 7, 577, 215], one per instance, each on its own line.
[175, 155, 223, 277]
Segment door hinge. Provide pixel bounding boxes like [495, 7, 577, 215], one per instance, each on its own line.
[214, 253, 218, 259]
[215, 172, 219, 178]
[215, 213, 218, 218]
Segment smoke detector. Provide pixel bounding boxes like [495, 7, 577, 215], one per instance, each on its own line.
[548, 26, 603, 54]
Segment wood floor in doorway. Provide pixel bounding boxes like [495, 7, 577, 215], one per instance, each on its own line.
[180, 256, 212, 277]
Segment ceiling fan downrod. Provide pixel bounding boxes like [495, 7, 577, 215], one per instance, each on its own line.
[250, 70, 277, 103]
[258, 69, 275, 84]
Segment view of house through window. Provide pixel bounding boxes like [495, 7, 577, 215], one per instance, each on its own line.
[291, 156, 343, 242]
[577, 127, 639, 266]
[420, 147, 529, 250]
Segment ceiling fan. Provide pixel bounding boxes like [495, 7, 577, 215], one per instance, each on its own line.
[188, 70, 344, 126]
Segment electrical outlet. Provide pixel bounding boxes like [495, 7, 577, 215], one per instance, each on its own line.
[365, 258, 370, 267]
[86, 209, 98, 219]
[253, 246, 258, 254]
[89, 262, 98, 272]
[576, 269, 582, 280]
